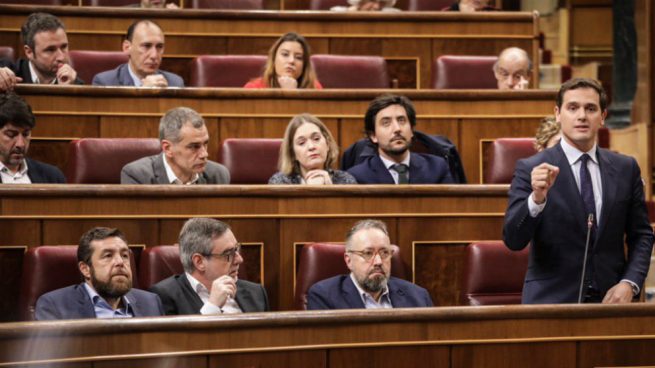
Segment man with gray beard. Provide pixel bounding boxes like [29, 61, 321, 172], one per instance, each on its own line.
[306, 219, 433, 309]
[35, 227, 163, 320]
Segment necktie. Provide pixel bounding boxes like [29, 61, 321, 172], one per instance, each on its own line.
[391, 164, 409, 184]
[579, 154, 597, 228]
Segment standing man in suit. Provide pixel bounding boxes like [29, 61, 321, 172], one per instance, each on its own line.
[503, 78, 654, 304]
[347, 94, 453, 184]
[150, 218, 269, 315]
[0, 12, 83, 92]
[35, 227, 164, 320]
[0, 93, 65, 183]
[92, 20, 184, 87]
[307, 219, 433, 309]
[121, 107, 230, 184]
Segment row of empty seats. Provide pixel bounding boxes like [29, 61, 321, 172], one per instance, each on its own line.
[19, 241, 528, 319]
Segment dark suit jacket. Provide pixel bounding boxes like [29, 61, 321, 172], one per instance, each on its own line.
[306, 275, 433, 310]
[92, 63, 184, 87]
[120, 154, 230, 184]
[1, 158, 66, 184]
[503, 144, 654, 303]
[1, 58, 84, 85]
[35, 283, 164, 320]
[347, 152, 453, 184]
[149, 274, 269, 315]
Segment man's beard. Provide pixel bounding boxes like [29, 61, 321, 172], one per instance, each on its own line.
[380, 136, 411, 157]
[358, 267, 389, 293]
[91, 267, 132, 300]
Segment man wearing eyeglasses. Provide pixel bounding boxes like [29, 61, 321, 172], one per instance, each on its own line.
[493, 47, 532, 90]
[306, 219, 433, 310]
[149, 218, 269, 315]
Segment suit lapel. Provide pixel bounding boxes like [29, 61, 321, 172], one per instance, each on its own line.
[342, 276, 366, 308]
[75, 283, 97, 318]
[408, 152, 424, 184]
[25, 159, 43, 183]
[387, 279, 408, 307]
[117, 64, 134, 86]
[595, 149, 617, 245]
[371, 155, 395, 184]
[177, 274, 205, 313]
[234, 280, 255, 312]
[552, 145, 588, 231]
[153, 155, 170, 184]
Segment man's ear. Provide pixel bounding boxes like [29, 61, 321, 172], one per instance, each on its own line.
[191, 253, 205, 273]
[161, 140, 172, 157]
[23, 45, 34, 60]
[368, 132, 378, 144]
[78, 261, 91, 281]
[122, 40, 131, 54]
[344, 252, 354, 272]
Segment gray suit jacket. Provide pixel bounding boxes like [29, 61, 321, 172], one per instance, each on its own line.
[92, 63, 185, 87]
[149, 274, 269, 315]
[120, 154, 230, 184]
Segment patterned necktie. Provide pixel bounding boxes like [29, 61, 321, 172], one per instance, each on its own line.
[579, 154, 597, 229]
[391, 164, 409, 184]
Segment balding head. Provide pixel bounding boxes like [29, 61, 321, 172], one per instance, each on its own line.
[493, 47, 532, 90]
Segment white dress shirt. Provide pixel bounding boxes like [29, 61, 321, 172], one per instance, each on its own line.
[0, 159, 31, 184]
[185, 273, 242, 315]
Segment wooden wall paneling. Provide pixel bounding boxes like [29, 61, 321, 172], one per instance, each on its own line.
[28, 138, 73, 172]
[99, 116, 161, 139]
[0, 246, 26, 322]
[451, 342, 577, 368]
[385, 58, 418, 89]
[0, 220, 41, 246]
[328, 346, 450, 368]
[413, 241, 469, 307]
[41, 219, 160, 246]
[578, 340, 655, 368]
[33, 115, 100, 138]
[383, 38, 433, 90]
[210, 350, 326, 368]
[96, 356, 207, 368]
[567, 1, 613, 64]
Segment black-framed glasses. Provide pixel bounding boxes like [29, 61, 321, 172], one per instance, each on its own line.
[204, 244, 242, 263]
[347, 248, 394, 262]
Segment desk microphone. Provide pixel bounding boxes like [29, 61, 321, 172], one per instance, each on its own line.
[577, 214, 594, 303]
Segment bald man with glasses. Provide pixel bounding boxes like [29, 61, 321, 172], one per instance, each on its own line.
[307, 219, 433, 310]
[150, 218, 269, 315]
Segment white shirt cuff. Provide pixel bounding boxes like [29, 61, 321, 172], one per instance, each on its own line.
[621, 279, 640, 296]
[527, 192, 546, 217]
[200, 301, 223, 315]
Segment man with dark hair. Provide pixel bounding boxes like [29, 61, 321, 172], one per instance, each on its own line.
[0, 93, 65, 183]
[307, 219, 433, 310]
[150, 218, 269, 315]
[93, 20, 183, 87]
[121, 106, 229, 184]
[35, 227, 164, 320]
[503, 78, 654, 304]
[347, 94, 453, 184]
[0, 13, 82, 91]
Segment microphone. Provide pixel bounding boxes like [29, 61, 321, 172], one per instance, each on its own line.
[577, 214, 594, 303]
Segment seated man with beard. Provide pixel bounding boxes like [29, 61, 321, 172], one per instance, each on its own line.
[35, 227, 164, 320]
[306, 219, 433, 309]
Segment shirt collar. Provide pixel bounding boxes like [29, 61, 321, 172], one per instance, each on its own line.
[185, 272, 208, 294]
[379, 153, 411, 170]
[162, 153, 199, 185]
[560, 137, 598, 165]
[349, 272, 390, 304]
[83, 282, 133, 312]
[28, 61, 56, 85]
[127, 63, 144, 87]
[0, 159, 28, 176]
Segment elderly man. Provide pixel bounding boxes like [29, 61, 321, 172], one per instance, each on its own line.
[494, 47, 532, 90]
[0, 12, 82, 92]
[331, 0, 400, 12]
[150, 218, 269, 315]
[35, 227, 164, 320]
[307, 219, 433, 309]
[121, 107, 229, 184]
[0, 93, 65, 184]
[93, 20, 183, 87]
[127, 0, 179, 8]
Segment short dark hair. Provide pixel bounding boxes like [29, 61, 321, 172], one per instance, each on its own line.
[0, 93, 36, 130]
[77, 227, 127, 265]
[364, 94, 417, 138]
[178, 218, 231, 273]
[556, 78, 608, 112]
[21, 13, 65, 50]
[125, 19, 161, 42]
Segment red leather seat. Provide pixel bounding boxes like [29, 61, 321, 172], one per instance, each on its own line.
[138, 246, 182, 290]
[69, 50, 129, 85]
[66, 138, 161, 184]
[407, 0, 452, 10]
[218, 138, 282, 184]
[311, 54, 390, 88]
[294, 242, 408, 310]
[189, 55, 267, 87]
[189, 0, 263, 9]
[483, 138, 537, 184]
[0, 47, 15, 62]
[460, 241, 529, 306]
[18, 246, 138, 321]
[432, 55, 498, 89]
[309, 0, 347, 10]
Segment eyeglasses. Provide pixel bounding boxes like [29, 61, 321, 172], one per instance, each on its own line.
[204, 244, 241, 263]
[347, 248, 394, 262]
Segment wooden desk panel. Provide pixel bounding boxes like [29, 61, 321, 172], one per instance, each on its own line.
[16, 86, 557, 183]
[0, 5, 539, 89]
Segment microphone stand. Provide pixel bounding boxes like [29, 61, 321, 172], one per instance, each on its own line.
[577, 214, 594, 303]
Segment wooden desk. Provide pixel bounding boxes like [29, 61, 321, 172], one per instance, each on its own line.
[0, 184, 509, 318]
[2, 305, 655, 367]
[0, 5, 539, 88]
[16, 85, 557, 184]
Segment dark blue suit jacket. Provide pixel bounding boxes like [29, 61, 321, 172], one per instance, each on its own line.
[306, 275, 433, 310]
[347, 152, 453, 184]
[35, 283, 164, 320]
[503, 144, 654, 303]
[25, 158, 66, 184]
[92, 63, 185, 87]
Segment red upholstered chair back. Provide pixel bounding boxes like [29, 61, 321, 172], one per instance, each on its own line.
[18, 245, 138, 321]
[310, 55, 390, 88]
[218, 138, 282, 184]
[460, 241, 529, 306]
[190, 0, 263, 8]
[483, 138, 537, 184]
[432, 55, 498, 89]
[310, 0, 347, 10]
[407, 0, 452, 10]
[66, 138, 162, 184]
[0, 47, 15, 62]
[85, 0, 142, 5]
[294, 243, 407, 310]
[138, 245, 183, 290]
[69, 50, 129, 85]
[189, 55, 267, 87]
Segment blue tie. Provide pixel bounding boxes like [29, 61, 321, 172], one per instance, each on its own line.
[391, 164, 409, 184]
[579, 154, 597, 229]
